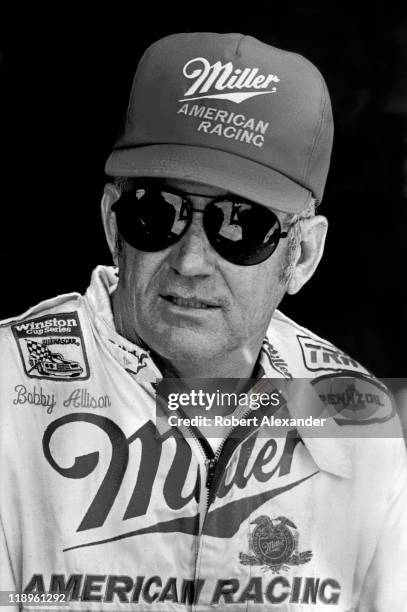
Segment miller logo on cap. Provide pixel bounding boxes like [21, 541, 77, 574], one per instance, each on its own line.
[180, 57, 280, 103]
[105, 32, 333, 213]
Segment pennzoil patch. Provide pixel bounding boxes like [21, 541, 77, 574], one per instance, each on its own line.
[12, 312, 90, 381]
[312, 373, 395, 425]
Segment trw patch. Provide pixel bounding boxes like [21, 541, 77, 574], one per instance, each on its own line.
[297, 335, 366, 374]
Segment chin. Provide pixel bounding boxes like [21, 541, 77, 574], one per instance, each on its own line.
[150, 328, 228, 366]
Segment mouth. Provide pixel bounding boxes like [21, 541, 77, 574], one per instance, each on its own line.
[160, 294, 220, 310]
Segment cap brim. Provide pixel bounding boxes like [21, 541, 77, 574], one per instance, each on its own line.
[105, 145, 313, 214]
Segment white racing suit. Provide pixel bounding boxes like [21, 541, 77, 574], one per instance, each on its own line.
[0, 266, 406, 612]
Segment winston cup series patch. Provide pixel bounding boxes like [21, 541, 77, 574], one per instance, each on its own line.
[12, 312, 90, 381]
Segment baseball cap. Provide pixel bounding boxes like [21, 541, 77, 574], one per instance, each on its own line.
[105, 32, 333, 213]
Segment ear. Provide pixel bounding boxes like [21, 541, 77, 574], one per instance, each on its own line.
[101, 183, 121, 265]
[286, 215, 328, 295]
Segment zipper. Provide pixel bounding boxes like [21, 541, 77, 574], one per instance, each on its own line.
[174, 379, 284, 611]
[188, 405, 256, 612]
[205, 457, 217, 489]
[199, 403, 256, 520]
[176, 377, 285, 521]
[180, 410, 249, 534]
[178, 422, 214, 529]
[187, 378, 285, 612]
[200, 376, 281, 503]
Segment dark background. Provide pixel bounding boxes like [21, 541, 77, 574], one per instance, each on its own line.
[1, 3, 406, 378]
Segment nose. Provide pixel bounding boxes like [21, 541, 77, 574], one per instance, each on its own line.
[168, 205, 216, 277]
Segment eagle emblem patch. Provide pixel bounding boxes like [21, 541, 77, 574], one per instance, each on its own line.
[239, 515, 312, 573]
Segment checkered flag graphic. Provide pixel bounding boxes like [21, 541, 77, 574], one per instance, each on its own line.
[25, 340, 51, 371]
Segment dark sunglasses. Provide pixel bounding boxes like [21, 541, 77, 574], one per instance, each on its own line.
[112, 183, 290, 266]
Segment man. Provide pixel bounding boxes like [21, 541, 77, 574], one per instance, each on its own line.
[0, 32, 406, 611]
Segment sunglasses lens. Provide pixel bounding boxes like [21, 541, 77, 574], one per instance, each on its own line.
[113, 186, 283, 265]
[113, 188, 191, 251]
[203, 201, 282, 265]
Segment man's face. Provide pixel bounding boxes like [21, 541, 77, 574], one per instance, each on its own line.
[112, 179, 292, 367]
